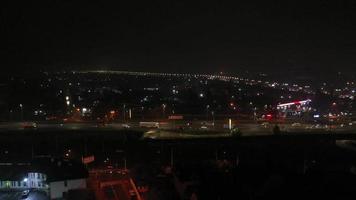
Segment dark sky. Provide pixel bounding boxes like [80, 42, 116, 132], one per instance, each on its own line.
[2, 1, 356, 74]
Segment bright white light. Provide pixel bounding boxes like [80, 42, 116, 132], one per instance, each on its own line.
[199, 93, 204, 98]
[23, 178, 28, 182]
[66, 100, 70, 106]
[82, 108, 87, 113]
[65, 96, 69, 100]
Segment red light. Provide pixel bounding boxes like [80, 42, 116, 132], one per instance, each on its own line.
[266, 114, 272, 117]
[293, 101, 301, 105]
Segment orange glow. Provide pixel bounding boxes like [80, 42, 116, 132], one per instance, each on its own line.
[110, 110, 115, 114]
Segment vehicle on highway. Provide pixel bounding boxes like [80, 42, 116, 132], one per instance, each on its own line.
[22, 122, 37, 129]
[260, 122, 270, 128]
[231, 127, 242, 136]
[200, 125, 208, 130]
[21, 190, 30, 199]
[306, 124, 325, 130]
[122, 124, 131, 128]
[291, 123, 302, 127]
[139, 122, 159, 128]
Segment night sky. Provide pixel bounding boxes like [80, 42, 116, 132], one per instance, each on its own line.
[2, 1, 356, 74]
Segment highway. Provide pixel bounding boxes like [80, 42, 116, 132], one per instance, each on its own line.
[1, 121, 356, 139]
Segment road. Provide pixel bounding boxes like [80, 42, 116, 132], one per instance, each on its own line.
[0, 191, 48, 200]
[0, 121, 356, 137]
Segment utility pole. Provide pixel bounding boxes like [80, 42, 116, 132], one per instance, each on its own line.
[162, 104, 166, 119]
[31, 144, 34, 159]
[170, 147, 174, 168]
[19, 104, 23, 121]
[212, 111, 215, 127]
[84, 137, 88, 157]
[141, 106, 144, 120]
[206, 105, 210, 120]
[123, 104, 126, 122]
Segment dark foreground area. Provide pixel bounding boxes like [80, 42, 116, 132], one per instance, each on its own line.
[1, 130, 356, 199]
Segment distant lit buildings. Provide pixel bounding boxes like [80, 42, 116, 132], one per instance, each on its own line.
[277, 99, 312, 118]
[0, 158, 88, 199]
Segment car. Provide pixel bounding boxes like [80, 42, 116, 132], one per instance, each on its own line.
[21, 190, 30, 199]
[122, 124, 131, 128]
[291, 123, 301, 127]
[22, 122, 37, 129]
[231, 127, 242, 136]
[260, 122, 270, 128]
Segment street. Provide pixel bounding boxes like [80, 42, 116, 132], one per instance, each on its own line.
[0, 191, 48, 200]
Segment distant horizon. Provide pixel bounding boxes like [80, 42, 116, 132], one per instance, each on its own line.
[3, 64, 355, 76]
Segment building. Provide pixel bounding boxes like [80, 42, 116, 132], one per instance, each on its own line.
[277, 99, 312, 118]
[0, 157, 88, 199]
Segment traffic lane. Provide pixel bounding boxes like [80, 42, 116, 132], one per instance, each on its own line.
[26, 191, 49, 200]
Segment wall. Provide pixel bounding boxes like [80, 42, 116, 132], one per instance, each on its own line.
[50, 179, 86, 199]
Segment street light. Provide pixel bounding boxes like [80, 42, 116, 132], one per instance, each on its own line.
[123, 104, 126, 122]
[19, 104, 23, 121]
[228, 118, 232, 130]
[211, 111, 215, 126]
[206, 105, 210, 120]
[141, 106, 144, 120]
[162, 104, 166, 119]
